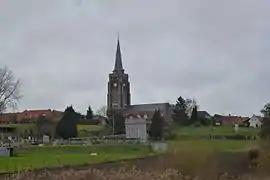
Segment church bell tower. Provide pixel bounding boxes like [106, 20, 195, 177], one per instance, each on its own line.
[107, 37, 131, 113]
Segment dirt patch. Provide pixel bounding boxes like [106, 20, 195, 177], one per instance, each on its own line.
[212, 152, 251, 175]
[208, 150, 270, 178]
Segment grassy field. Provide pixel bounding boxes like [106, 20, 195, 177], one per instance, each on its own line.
[174, 126, 259, 138]
[77, 125, 103, 131]
[0, 144, 152, 173]
[169, 139, 256, 152]
[77, 124, 104, 137]
[0, 124, 36, 137]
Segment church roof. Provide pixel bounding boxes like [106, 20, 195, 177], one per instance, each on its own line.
[122, 102, 172, 119]
[126, 103, 170, 112]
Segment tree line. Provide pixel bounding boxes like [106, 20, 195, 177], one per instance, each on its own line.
[172, 96, 211, 126]
[2, 66, 270, 140]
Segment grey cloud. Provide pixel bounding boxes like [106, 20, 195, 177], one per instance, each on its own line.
[0, 0, 269, 115]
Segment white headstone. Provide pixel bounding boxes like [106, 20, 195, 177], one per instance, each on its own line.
[53, 140, 59, 146]
[43, 135, 50, 143]
[234, 124, 239, 133]
[150, 142, 168, 152]
[0, 147, 10, 157]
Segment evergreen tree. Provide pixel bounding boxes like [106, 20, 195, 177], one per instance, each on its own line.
[149, 110, 164, 140]
[260, 103, 270, 139]
[172, 96, 188, 125]
[107, 112, 125, 135]
[190, 105, 199, 125]
[261, 103, 270, 118]
[56, 106, 78, 139]
[260, 117, 270, 139]
[86, 105, 93, 120]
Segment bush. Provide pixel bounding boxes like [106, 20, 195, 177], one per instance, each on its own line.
[164, 132, 178, 140]
[210, 134, 255, 140]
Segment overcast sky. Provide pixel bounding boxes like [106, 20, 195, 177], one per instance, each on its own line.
[0, 0, 269, 116]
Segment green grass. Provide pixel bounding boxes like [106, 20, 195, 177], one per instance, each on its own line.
[0, 124, 36, 137]
[174, 126, 259, 138]
[0, 144, 153, 173]
[169, 139, 256, 153]
[77, 124, 104, 137]
[0, 123, 35, 130]
[77, 125, 103, 131]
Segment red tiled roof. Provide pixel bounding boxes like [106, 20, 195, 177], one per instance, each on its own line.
[0, 109, 64, 122]
[20, 109, 63, 120]
[215, 115, 247, 125]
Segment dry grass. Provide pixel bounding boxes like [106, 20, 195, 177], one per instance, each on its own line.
[2, 165, 270, 180]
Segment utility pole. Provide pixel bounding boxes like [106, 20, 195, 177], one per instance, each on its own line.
[112, 114, 115, 135]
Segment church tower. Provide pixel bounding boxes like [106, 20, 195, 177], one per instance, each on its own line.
[107, 38, 131, 113]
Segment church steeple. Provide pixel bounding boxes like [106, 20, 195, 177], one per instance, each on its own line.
[107, 35, 131, 113]
[113, 37, 124, 73]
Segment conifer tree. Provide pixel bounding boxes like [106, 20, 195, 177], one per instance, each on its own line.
[56, 106, 78, 139]
[172, 96, 188, 125]
[86, 105, 93, 120]
[149, 110, 164, 140]
[190, 105, 199, 125]
[260, 103, 270, 139]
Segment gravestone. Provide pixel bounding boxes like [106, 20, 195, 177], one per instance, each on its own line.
[43, 135, 50, 144]
[234, 124, 239, 133]
[53, 139, 60, 146]
[150, 141, 168, 152]
[0, 147, 11, 157]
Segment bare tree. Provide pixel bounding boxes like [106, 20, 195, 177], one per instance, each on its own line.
[95, 105, 107, 117]
[185, 98, 199, 117]
[0, 66, 21, 113]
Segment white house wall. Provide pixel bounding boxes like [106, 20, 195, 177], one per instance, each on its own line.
[125, 118, 147, 141]
[249, 116, 262, 128]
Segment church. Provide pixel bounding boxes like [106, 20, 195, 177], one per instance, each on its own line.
[106, 38, 172, 121]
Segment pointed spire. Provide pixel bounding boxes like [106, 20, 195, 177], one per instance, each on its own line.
[113, 34, 124, 73]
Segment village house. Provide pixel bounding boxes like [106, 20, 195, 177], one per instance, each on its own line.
[213, 114, 249, 126]
[248, 114, 263, 128]
[0, 109, 63, 123]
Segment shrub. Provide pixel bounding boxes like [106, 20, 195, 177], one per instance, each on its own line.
[164, 132, 177, 140]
